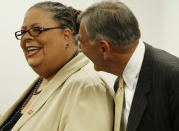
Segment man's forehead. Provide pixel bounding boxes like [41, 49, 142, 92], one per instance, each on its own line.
[79, 23, 87, 37]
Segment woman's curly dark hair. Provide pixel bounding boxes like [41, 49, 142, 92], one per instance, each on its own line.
[29, 1, 81, 37]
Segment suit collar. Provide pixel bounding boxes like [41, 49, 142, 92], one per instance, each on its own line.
[12, 52, 89, 130]
[127, 43, 153, 131]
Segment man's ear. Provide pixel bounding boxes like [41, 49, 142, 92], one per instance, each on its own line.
[99, 40, 111, 60]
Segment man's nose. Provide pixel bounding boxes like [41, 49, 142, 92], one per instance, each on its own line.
[79, 42, 82, 49]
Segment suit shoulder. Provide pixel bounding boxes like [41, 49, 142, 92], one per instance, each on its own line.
[145, 44, 179, 72]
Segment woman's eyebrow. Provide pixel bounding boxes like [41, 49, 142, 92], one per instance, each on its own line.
[21, 23, 41, 30]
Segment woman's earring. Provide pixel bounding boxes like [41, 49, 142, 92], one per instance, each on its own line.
[65, 43, 69, 47]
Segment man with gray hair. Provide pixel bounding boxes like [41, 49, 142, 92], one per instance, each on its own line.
[78, 1, 179, 131]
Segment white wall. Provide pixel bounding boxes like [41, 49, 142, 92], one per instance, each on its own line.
[0, 0, 179, 115]
[163, 0, 179, 56]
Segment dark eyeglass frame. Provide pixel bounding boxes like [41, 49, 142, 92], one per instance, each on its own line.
[15, 26, 65, 40]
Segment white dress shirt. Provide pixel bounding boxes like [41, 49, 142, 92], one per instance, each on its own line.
[121, 40, 145, 131]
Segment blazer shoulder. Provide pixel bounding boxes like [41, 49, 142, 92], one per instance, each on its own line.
[65, 61, 111, 93]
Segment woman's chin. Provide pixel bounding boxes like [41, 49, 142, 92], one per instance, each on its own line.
[27, 59, 41, 68]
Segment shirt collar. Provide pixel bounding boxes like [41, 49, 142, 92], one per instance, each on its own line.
[122, 40, 145, 89]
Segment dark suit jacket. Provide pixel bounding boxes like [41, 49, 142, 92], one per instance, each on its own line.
[124, 43, 179, 131]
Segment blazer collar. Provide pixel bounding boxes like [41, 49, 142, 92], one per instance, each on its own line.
[13, 52, 89, 130]
[127, 43, 154, 131]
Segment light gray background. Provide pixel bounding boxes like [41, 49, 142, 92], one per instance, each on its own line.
[0, 0, 178, 115]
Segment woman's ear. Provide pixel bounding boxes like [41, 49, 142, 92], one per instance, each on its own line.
[99, 40, 111, 60]
[63, 28, 72, 42]
[63, 28, 73, 48]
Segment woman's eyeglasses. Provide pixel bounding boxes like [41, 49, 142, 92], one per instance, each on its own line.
[15, 26, 64, 40]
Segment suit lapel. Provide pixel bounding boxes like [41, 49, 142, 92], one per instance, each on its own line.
[13, 53, 89, 130]
[127, 44, 153, 131]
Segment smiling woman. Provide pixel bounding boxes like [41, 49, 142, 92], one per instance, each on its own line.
[0, 1, 114, 131]
[19, 7, 73, 78]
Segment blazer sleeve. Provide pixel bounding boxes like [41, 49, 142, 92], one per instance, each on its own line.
[60, 82, 114, 131]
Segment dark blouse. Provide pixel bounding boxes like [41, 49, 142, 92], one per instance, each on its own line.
[0, 107, 22, 131]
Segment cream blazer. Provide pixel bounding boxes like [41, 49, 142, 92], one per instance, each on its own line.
[0, 53, 114, 131]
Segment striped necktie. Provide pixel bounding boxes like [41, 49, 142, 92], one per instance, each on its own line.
[114, 77, 124, 131]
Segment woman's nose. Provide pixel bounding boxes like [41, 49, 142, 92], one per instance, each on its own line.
[22, 31, 33, 41]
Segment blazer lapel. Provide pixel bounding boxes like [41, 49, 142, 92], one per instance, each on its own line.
[0, 81, 36, 126]
[127, 44, 153, 131]
[13, 53, 89, 130]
